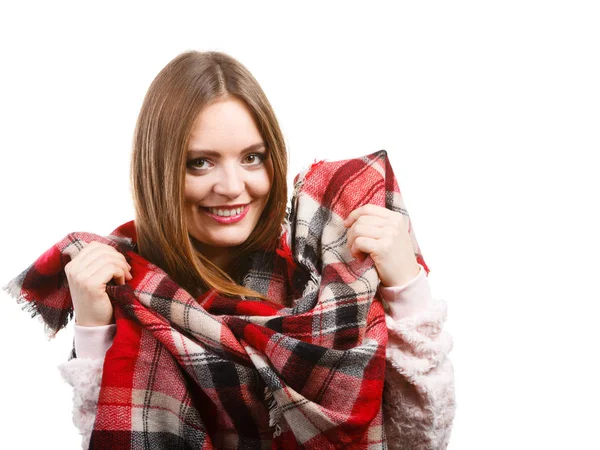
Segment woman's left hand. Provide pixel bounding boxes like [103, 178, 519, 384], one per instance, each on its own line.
[344, 204, 420, 287]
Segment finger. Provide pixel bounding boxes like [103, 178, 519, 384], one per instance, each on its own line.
[106, 254, 133, 281]
[353, 215, 387, 228]
[352, 209, 408, 235]
[71, 242, 110, 268]
[90, 263, 129, 286]
[351, 236, 379, 260]
[344, 204, 391, 228]
[69, 241, 98, 262]
[110, 249, 132, 271]
[73, 264, 126, 299]
[77, 251, 129, 277]
[73, 252, 132, 282]
[75, 244, 130, 273]
[346, 222, 383, 251]
[66, 242, 100, 276]
[346, 228, 365, 261]
[351, 223, 383, 240]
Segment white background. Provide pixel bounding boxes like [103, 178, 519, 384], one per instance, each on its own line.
[1, 1, 599, 449]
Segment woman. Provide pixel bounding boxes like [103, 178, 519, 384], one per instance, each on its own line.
[9, 51, 455, 449]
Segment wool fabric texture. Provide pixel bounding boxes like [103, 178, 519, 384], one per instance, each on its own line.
[4, 150, 429, 449]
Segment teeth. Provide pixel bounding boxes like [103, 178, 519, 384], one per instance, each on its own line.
[208, 206, 245, 217]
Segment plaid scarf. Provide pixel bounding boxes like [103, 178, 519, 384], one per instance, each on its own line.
[4, 150, 428, 449]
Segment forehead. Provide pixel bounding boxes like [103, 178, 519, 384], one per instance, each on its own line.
[188, 97, 263, 154]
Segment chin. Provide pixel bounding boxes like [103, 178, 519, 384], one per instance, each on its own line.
[193, 229, 252, 249]
[211, 237, 248, 248]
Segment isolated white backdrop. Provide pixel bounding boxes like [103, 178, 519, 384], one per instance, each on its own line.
[1, 1, 599, 449]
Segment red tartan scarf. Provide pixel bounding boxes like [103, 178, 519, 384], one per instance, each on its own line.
[4, 150, 428, 449]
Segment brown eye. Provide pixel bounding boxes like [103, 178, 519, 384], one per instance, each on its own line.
[186, 158, 213, 170]
[243, 153, 266, 166]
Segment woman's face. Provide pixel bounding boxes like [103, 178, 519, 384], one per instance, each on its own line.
[184, 96, 273, 258]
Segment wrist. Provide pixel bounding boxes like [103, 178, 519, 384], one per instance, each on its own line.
[381, 262, 421, 288]
[75, 314, 115, 327]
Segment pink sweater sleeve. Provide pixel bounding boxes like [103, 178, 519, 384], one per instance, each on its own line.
[378, 264, 434, 319]
[73, 323, 116, 359]
[378, 264, 456, 449]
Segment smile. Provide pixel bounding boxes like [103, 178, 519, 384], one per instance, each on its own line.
[200, 204, 250, 224]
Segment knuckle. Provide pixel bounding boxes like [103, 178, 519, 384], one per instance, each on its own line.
[81, 282, 95, 293]
[66, 268, 79, 281]
[99, 253, 114, 264]
[73, 274, 87, 288]
[70, 268, 83, 281]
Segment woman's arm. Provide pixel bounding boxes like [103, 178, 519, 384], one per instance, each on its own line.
[58, 323, 115, 450]
[379, 264, 456, 450]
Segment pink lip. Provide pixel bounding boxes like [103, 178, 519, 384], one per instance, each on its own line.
[205, 203, 248, 209]
[202, 204, 250, 224]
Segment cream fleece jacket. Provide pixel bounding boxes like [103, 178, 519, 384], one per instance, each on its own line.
[58, 264, 455, 449]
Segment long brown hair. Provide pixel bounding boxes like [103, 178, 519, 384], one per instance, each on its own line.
[130, 51, 288, 298]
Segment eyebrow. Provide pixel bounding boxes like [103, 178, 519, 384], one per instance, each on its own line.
[187, 142, 265, 157]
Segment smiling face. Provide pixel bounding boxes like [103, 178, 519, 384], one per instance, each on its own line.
[184, 96, 274, 266]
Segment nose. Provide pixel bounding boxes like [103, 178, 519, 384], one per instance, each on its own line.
[213, 164, 245, 198]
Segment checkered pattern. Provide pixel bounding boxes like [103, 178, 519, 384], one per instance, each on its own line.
[4, 150, 428, 449]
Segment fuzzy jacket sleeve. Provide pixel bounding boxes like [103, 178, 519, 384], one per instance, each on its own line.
[378, 264, 456, 450]
[57, 323, 115, 450]
[58, 357, 104, 450]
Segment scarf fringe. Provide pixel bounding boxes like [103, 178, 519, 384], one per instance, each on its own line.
[264, 385, 283, 437]
[2, 277, 68, 340]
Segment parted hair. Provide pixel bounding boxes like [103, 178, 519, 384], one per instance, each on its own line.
[130, 50, 288, 298]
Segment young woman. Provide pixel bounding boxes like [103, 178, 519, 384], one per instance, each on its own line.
[15, 51, 455, 449]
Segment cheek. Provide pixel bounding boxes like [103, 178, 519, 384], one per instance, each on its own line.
[250, 168, 273, 198]
[184, 176, 209, 204]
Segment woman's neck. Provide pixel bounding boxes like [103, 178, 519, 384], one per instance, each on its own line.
[193, 241, 238, 276]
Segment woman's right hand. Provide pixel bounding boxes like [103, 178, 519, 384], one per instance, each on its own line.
[64, 242, 132, 327]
